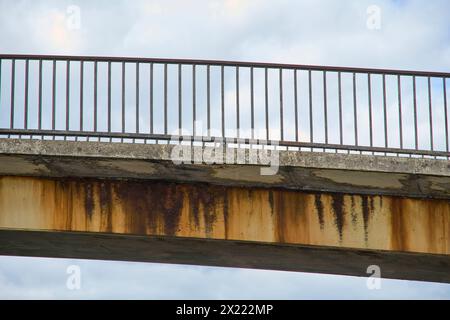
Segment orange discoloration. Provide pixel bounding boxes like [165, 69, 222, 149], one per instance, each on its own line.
[0, 176, 449, 255]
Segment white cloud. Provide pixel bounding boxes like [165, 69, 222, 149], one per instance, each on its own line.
[1, 0, 449, 71]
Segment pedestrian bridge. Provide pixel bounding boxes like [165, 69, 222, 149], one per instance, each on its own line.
[0, 54, 449, 283]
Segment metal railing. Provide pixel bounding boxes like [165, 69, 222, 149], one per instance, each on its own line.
[0, 54, 449, 158]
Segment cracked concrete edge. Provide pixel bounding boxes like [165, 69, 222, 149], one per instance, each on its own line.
[1, 138, 449, 176]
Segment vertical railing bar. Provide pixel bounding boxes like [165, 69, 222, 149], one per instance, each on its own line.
[0, 60, 2, 129]
[338, 72, 343, 152]
[265, 68, 269, 141]
[39, 60, 43, 139]
[368, 74, 373, 150]
[65, 60, 70, 141]
[382, 74, 388, 154]
[397, 75, 403, 152]
[150, 63, 153, 135]
[0, 59, 2, 134]
[193, 64, 197, 137]
[294, 69, 298, 143]
[444, 77, 448, 154]
[236, 66, 240, 139]
[93, 61, 97, 141]
[24, 59, 29, 132]
[353, 72, 358, 153]
[52, 60, 56, 140]
[135, 62, 140, 143]
[323, 71, 328, 149]
[279, 68, 284, 142]
[79, 60, 84, 141]
[207, 65, 211, 136]
[178, 64, 182, 136]
[164, 63, 168, 138]
[250, 67, 254, 140]
[309, 70, 313, 151]
[221, 65, 225, 138]
[107, 61, 111, 141]
[9, 59, 15, 138]
[428, 77, 433, 152]
[121, 61, 125, 143]
[413, 76, 418, 152]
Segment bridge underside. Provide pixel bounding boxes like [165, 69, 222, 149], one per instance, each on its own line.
[0, 175, 449, 283]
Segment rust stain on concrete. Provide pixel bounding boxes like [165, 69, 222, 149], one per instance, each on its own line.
[0, 176, 449, 255]
[331, 194, 345, 241]
[84, 182, 95, 220]
[361, 195, 371, 243]
[314, 194, 325, 230]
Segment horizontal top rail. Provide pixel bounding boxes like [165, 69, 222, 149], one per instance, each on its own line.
[0, 54, 449, 78]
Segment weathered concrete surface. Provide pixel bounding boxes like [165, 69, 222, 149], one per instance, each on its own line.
[1, 229, 449, 283]
[2, 176, 449, 254]
[1, 138, 450, 199]
[0, 139, 449, 282]
[0, 176, 449, 283]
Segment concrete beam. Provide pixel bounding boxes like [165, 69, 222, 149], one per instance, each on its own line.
[0, 139, 449, 282]
[0, 176, 449, 283]
[1, 139, 450, 199]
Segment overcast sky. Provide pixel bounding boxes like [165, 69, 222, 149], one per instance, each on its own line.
[0, 0, 449, 299]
